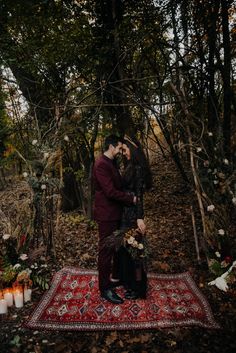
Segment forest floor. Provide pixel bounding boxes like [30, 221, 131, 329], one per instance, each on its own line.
[0, 143, 236, 353]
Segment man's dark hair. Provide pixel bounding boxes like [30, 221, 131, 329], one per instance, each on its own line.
[104, 134, 122, 151]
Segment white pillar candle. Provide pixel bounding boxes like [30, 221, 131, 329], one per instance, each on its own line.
[0, 299, 8, 314]
[3, 291, 13, 307]
[24, 288, 32, 302]
[14, 291, 24, 308]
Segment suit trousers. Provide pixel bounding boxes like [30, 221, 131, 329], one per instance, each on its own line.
[97, 220, 120, 292]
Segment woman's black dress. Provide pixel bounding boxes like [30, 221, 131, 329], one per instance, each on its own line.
[118, 163, 147, 299]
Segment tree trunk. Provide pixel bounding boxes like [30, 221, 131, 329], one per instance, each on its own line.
[94, 0, 134, 135]
[221, 0, 232, 159]
[206, 0, 220, 131]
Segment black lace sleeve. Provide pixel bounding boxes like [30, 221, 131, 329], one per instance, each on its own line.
[135, 165, 144, 219]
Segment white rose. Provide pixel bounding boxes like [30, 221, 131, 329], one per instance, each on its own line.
[232, 197, 236, 205]
[19, 254, 28, 261]
[13, 263, 21, 269]
[138, 243, 144, 250]
[196, 147, 202, 152]
[215, 251, 221, 258]
[133, 240, 138, 247]
[23, 172, 28, 178]
[223, 159, 229, 165]
[207, 205, 215, 212]
[32, 139, 38, 146]
[41, 184, 46, 190]
[213, 180, 218, 184]
[218, 229, 225, 235]
[3, 234, 11, 240]
[43, 152, 49, 159]
[208, 132, 213, 136]
[127, 236, 135, 245]
[64, 135, 69, 142]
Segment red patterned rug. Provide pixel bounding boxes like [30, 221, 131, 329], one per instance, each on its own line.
[25, 267, 220, 331]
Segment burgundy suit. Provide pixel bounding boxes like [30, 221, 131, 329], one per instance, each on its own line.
[93, 155, 133, 291]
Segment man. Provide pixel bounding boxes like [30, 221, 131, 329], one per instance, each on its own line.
[93, 135, 136, 304]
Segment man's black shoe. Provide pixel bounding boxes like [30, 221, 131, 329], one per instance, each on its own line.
[124, 289, 139, 300]
[109, 280, 122, 289]
[101, 289, 124, 304]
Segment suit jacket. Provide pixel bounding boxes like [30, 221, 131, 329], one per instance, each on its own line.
[93, 155, 133, 221]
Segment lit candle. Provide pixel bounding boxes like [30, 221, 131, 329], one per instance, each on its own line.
[13, 289, 24, 308]
[24, 286, 32, 302]
[3, 288, 13, 307]
[0, 299, 8, 314]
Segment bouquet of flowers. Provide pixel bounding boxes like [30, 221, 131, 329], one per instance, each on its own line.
[123, 228, 148, 261]
[106, 228, 149, 261]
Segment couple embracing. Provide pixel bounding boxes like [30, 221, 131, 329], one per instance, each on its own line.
[93, 134, 152, 304]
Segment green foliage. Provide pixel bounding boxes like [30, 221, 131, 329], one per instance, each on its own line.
[65, 213, 97, 229]
[10, 335, 21, 348]
[209, 259, 224, 276]
[0, 265, 17, 288]
[31, 273, 49, 290]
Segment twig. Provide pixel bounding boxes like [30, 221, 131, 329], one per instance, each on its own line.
[191, 205, 201, 264]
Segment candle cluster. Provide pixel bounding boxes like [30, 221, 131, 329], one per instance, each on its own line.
[0, 285, 32, 314]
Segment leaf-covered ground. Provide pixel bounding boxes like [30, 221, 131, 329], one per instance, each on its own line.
[0, 146, 236, 353]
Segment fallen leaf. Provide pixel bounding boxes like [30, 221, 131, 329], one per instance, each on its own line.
[105, 331, 118, 345]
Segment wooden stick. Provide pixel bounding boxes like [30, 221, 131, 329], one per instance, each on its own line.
[191, 205, 201, 264]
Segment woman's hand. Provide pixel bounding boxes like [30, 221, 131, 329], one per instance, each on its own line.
[137, 219, 146, 234]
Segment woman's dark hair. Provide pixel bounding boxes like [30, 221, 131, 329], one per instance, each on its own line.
[123, 136, 152, 190]
[104, 134, 122, 151]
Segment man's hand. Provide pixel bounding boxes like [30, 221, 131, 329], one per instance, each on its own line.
[137, 219, 146, 234]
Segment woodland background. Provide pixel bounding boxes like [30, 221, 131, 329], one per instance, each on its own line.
[0, 1, 236, 352]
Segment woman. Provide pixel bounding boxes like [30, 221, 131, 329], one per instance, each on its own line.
[118, 135, 152, 299]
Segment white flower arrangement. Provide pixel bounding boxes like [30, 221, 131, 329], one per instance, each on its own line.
[209, 261, 236, 292]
